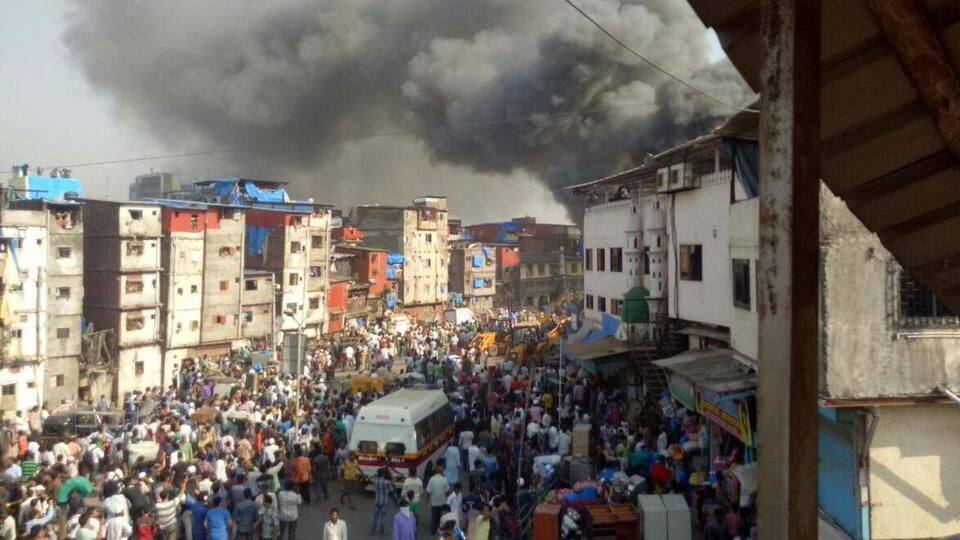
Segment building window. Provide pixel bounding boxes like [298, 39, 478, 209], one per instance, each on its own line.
[290, 241, 302, 253]
[128, 209, 143, 220]
[598, 296, 607, 313]
[425, 234, 433, 243]
[219, 280, 229, 291]
[597, 248, 606, 271]
[309, 297, 320, 309]
[176, 322, 182, 332]
[611, 299, 622, 316]
[538, 264, 545, 275]
[190, 320, 199, 330]
[56, 247, 71, 258]
[242, 311, 253, 322]
[54, 375, 64, 387]
[56, 328, 70, 338]
[610, 248, 623, 272]
[219, 246, 234, 256]
[245, 279, 258, 291]
[310, 266, 323, 278]
[289, 273, 299, 286]
[215, 315, 226, 324]
[586, 294, 594, 309]
[190, 285, 198, 293]
[311, 235, 323, 249]
[897, 267, 957, 326]
[1, 384, 15, 396]
[732, 259, 751, 309]
[135, 361, 145, 375]
[56, 287, 71, 299]
[176, 287, 183, 296]
[585, 249, 593, 271]
[285, 302, 298, 312]
[126, 316, 145, 331]
[126, 241, 144, 256]
[680, 244, 703, 281]
[9, 329, 22, 338]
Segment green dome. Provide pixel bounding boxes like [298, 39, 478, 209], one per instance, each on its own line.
[622, 286, 650, 323]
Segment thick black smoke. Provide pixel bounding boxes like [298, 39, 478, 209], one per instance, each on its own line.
[64, 0, 751, 217]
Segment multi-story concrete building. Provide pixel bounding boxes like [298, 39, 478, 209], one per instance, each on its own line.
[241, 270, 275, 345]
[130, 172, 178, 201]
[464, 218, 582, 311]
[200, 205, 246, 354]
[81, 199, 163, 398]
[0, 199, 84, 413]
[185, 178, 333, 342]
[245, 207, 331, 339]
[355, 197, 449, 318]
[448, 242, 497, 312]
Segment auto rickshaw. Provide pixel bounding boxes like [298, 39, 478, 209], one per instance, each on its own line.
[40, 409, 123, 448]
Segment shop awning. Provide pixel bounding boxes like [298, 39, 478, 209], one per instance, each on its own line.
[676, 326, 731, 344]
[564, 336, 631, 375]
[654, 349, 756, 394]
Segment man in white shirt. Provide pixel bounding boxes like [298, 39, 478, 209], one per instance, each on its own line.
[558, 429, 572, 456]
[401, 474, 424, 505]
[322, 508, 347, 540]
[425, 467, 450, 534]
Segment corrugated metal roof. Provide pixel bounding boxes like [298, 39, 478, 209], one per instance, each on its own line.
[686, 0, 960, 310]
[654, 348, 757, 393]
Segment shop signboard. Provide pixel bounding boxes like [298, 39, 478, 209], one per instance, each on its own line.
[668, 374, 698, 411]
[698, 388, 753, 446]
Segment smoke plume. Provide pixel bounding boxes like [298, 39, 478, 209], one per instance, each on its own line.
[63, 0, 751, 219]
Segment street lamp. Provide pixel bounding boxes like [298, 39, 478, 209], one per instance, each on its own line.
[283, 308, 305, 437]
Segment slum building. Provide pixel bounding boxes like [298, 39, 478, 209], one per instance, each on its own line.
[81, 199, 163, 398]
[199, 205, 245, 355]
[355, 196, 449, 319]
[448, 241, 497, 313]
[241, 270, 274, 345]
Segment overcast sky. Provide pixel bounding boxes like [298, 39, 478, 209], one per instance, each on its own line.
[0, 0, 727, 224]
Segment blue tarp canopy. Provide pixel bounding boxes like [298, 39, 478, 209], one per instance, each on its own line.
[481, 245, 495, 260]
[472, 255, 485, 267]
[243, 181, 287, 203]
[387, 253, 405, 265]
[22, 176, 82, 200]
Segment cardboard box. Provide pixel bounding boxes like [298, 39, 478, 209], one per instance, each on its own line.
[638, 495, 667, 540]
[661, 494, 692, 540]
[572, 423, 592, 457]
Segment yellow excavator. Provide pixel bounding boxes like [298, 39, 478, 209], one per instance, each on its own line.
[469, 316, 567, 365]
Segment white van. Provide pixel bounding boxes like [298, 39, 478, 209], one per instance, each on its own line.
[443, 307, 476, 325]
[349, 389, 453, 479]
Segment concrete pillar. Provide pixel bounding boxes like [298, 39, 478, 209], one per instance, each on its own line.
[757, 0, 821, 538]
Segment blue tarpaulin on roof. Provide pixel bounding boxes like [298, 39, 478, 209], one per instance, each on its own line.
[243, 181, 287, 203]
[246, 226, 269, 256]
[23, 176, 82, 200]
[387, 253, 405, 265]
[472, 255, 484, 267]
[723, 140, 759, 199]
[481, 245, 494, 260]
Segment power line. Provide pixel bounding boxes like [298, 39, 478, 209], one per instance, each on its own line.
[2, 92, 744, 177]
[561, 0, 759, 114]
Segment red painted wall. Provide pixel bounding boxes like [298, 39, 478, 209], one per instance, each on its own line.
[246, 209, 304, 228]
[332, 227, 365, 242]
[337, 247, 389, 297]
[327, 280, 349, 313]
[498, 246, 521, 268]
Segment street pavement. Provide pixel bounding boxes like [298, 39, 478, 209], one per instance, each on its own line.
[296, 478, 435, 539]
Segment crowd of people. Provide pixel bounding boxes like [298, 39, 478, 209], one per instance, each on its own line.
[0, 310, 753, 540]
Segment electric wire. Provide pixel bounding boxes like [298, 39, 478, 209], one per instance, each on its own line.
[561, 0, 759, 114]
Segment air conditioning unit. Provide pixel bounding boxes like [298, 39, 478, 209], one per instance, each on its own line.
[658, 163, 697, 192]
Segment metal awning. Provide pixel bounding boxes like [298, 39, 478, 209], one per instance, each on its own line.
[564, 336, 630, 362]
[687, 0, 960, 312]
[654, 348, 757, 393]
[676, 326, 731, 343]
[564, 336, 631, 375]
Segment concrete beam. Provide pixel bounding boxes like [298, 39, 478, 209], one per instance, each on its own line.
[757, 0, 821, 538]
[867, 0, 960, 166]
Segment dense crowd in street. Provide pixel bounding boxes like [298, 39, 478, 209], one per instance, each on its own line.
[0, 311, 754, 540]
